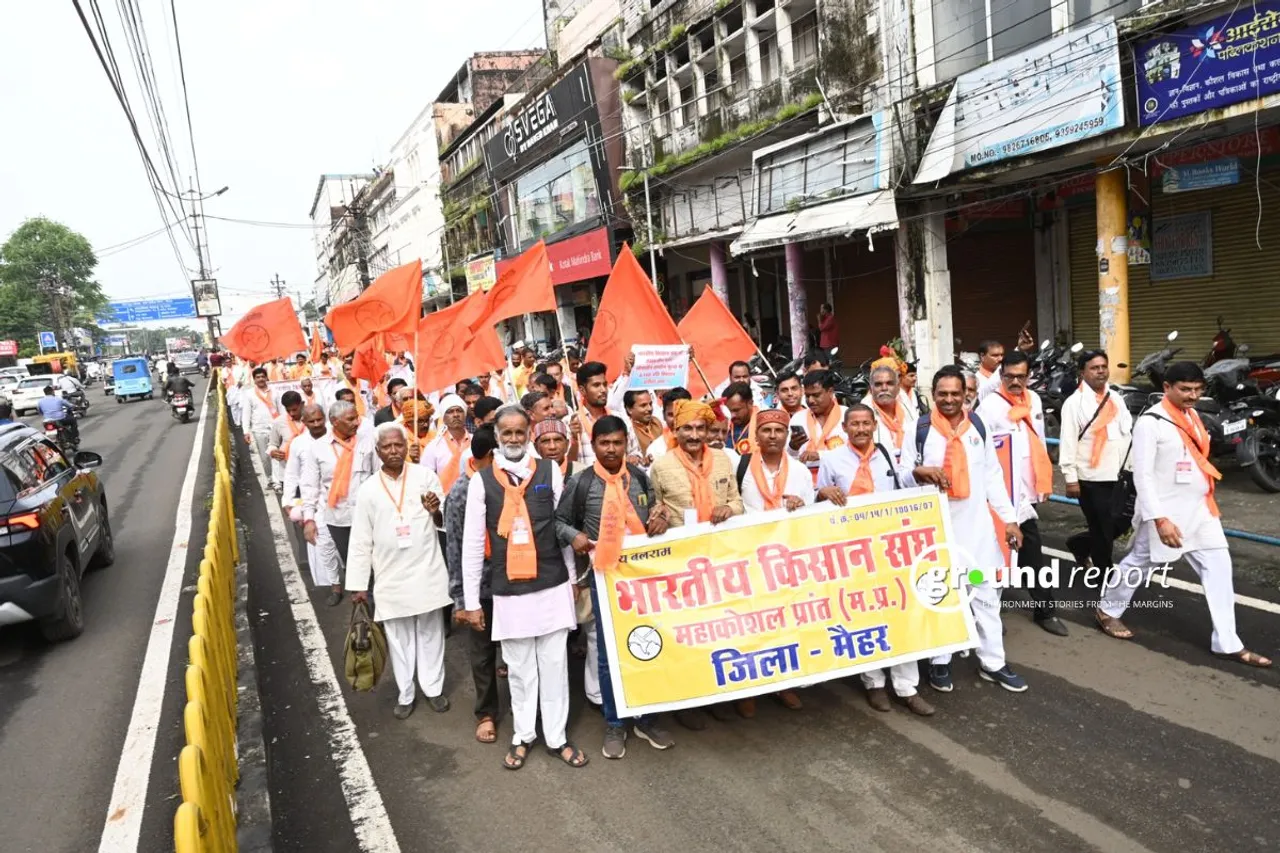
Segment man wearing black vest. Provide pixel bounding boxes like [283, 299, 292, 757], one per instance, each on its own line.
[458, 406, 588, 771]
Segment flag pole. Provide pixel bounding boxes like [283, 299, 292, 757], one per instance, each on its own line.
[690, 356, 715, 401]
[753, 343, 779, 379]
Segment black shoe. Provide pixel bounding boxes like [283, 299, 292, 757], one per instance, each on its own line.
[325, 589, 344, 607]
[394, 702, 415, 720]
[1036, 615, 1070, 637]
[427, 694, 450, 713]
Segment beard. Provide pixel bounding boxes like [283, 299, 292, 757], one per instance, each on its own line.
[501, 443, 526, 462]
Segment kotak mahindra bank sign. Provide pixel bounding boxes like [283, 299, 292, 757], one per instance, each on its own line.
[497, 227, 613, 285]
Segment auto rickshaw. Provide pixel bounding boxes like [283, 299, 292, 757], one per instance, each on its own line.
[112, 356, 153, 403]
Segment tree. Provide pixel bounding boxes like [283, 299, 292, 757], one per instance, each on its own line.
[0, 217, 107, 350]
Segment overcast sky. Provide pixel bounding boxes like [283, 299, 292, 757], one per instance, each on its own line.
[0, 0, 544, 333]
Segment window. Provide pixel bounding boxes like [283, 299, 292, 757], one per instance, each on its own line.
[932, 0, 1052, 82]
[512, 140, 602, 245]
[756, 116, 884, 215]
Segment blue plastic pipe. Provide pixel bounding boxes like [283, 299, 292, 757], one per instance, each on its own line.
[1046, 495, 1280, 547]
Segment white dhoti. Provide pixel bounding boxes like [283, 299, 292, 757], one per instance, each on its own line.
[383, 609, 447, 706]
[931, 579, 1005, 672]
[1101, 525, 1242, 654]
[251, 430, 271, 476]
[270, 455, 284, 486]
[583, 617, 601, 705]
[861, 662, 921, 697]
[502, 628, 570, 748]
[311, 522, 342, 588]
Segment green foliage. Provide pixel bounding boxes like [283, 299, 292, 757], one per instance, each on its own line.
[621, 89, 637, 105]
[715, 0, 736, 10]
[614, 57, 644, 81]
[656, 23, 688, 52]
[604, 44, 632, 63]
[0, 217, 105, 348]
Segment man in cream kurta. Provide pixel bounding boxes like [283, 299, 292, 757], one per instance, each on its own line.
[348, 424, 454, 718]
[1097, 362, 1270, 666]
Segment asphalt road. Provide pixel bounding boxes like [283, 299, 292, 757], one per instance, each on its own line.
[243, 439, 1280, 853]
[0, 376, 210, 853]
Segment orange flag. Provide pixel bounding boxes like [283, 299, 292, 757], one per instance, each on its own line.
[415, 293, 508, 394]
[458, 241, 554, 333]
[678, 287, 757, 398]
[324, 259, 423, 353]
[350, 337, 389, 385]
[586, 246, 683, 381]
[309, 322, 324, 363]
[220, 297, 307, 364]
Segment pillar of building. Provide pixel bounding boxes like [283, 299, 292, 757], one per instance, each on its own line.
[784, 241, 808, 359]
[896, 201, 953, 390]
[710, 242, 730, 304]
[1096, 166, 1130, 382]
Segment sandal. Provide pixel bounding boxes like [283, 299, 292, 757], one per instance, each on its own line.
[1094, 609, 1134, 640]
[475, 716, 497, 744]
[1214, 649, 1273, 668]
[503, 741, 533, 770]
[547, 741, 589, 768]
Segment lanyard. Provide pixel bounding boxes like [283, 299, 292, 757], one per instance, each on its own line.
[378, 470, 408, 517]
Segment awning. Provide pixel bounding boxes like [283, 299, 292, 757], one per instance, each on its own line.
[729, 190, 898, 256]
[655, 225, 743, 252]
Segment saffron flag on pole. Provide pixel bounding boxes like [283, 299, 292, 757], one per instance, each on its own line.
[220, 297, 307, 363]
[678, 287, 757, 398]
[309, 322, 325, 363]
[586, 245, 682, 381]
[415, 293, 508, 394]
[324, 259, 423, 353]
[458, 240, 554, 332]
[350, 337, 390, 385]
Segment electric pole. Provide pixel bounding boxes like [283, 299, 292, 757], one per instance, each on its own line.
[271, 274, 287, 299]
[185, 178, 229, 345]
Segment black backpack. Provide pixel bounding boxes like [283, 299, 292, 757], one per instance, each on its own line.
[737, 448, 902, 492]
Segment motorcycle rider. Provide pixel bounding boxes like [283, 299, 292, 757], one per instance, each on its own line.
[36, 386, 79, 446]
[164, 369, 196, 403]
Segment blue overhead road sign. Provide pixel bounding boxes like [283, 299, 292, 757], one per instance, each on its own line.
[103, 298, 197, 323]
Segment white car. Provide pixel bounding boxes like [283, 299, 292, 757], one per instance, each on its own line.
[0, 374, 20, 397]
[9, 376, 58, 416]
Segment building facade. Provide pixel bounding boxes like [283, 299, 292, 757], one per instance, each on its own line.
[308, 173, 375, 313]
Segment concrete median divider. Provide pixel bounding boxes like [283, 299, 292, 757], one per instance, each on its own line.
[174, 371, 271, 852]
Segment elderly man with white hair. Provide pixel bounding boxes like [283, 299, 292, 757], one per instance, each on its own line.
[348, 423, 453, 719]
[301, 400, 377, 606]
[284, 403, 341, 591]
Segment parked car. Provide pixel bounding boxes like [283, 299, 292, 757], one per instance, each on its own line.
[0, 374, 21, 398]
[9, 376, 57, 416]
[0, 423, 112, 641]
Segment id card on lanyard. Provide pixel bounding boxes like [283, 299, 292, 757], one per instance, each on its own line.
[379, 471, 414, 549]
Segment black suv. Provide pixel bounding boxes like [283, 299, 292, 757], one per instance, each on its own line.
[0, 423, 113, 641]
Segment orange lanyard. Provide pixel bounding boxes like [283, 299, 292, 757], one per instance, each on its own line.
[378, 470, 408, 517]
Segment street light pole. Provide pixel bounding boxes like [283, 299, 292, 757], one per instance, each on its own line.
[184, 181, 228, 345]
[643, 172, 657, 286]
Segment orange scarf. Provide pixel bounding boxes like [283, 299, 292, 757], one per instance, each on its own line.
[674, 447, 716, 522]
[748, 453, 789, 510]
[282, 418, 304, 459]
[438, 431, 470, 493]
[663, 428, 678, 450]
[342, 377, 367, 419]
[255, 389, 278, 419]
[847, 442, 877, 496]
[1082, 385, 1118, 469]
[873, 400, 904, 451]
[930, 409, 973, 500]
[731, 408, 758, 455]
[326, 435, 357, 508]
[1160, 397, 1221, 516]
[805, 405, 843, 451]
[495, 466, 538, 581]
[997, 390, 1054, 496]
[592, 461, 646, 572]
[633, 418, 664, 454]
[268, 363, 284, 381]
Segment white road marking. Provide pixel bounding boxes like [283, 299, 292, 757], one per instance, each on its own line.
[246, 444, 401, 852]
[1043, 546, 1280, 615]
[98, 395, 209, 850]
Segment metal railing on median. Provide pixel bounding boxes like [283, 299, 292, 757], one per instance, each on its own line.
[174, 371, 242, 853]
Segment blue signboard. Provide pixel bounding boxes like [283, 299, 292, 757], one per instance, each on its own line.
[106, 334, 128, 346]
[103, 297, 197, 323]
[1135, 1, 1280, 126]
[39, 331, 57, 349]
[1162, 157, 1241, 192]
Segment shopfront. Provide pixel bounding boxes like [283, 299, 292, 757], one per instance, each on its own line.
[484, 57, 626, 348]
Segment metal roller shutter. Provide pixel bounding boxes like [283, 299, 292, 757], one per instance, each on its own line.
[1071, 172, 1280, 364]
[949, 228, 1038, 352]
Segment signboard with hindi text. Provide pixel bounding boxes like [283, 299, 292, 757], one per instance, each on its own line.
[596, 488, 977, 716]
[626, 344, 689, 391]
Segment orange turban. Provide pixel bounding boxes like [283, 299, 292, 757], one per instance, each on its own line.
[673, 399, 717, 429]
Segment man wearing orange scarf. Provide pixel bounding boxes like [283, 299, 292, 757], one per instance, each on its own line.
[300, 400, 376, 606]
[908, 366, 1026, 695]
[556, 415, 675, 759]
[623, 389, 666, 468]
[789, 370, 847, 483]
[266, 391, 306, 492]
[398, 399, 435, 465]
[241, 366, 279, 475]
[423, 394, 471, 493]
[1098, 362, 1270, 667]
[457, 406, 586, 770]
[977, 350, 1066, 637]
[723, 382, 759, 457]
[862, 366, 908, 463]
[815, 405, 934, 716]
[649, 398, 744, 732]
[1058, 350, 1132, 576]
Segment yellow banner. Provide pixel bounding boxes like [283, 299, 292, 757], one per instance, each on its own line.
[595, 487, 977, 715]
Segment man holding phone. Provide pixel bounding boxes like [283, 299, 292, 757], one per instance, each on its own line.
[788, 370, 846, 483]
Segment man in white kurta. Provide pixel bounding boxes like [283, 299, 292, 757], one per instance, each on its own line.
[284, 405, 340, 590]
[860, 366, 910, 465]
[301, 401, 377, 606]
[1097, 363, 1270, 667]
[267, 391, 306, 491]
[902, 367, 1028, 694]
[348, 424, 454, 718]
[816, 405, 933, 715]
[420, 394, 471, 495]
[788, 370, 847, 482]
[241, 366, 279, 474]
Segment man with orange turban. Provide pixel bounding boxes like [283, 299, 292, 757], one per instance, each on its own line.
[399, 399, 436, 464]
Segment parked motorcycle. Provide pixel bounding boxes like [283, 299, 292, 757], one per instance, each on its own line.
[170, 391, 194, 424]
[1233, 385, 1280, 492]
[1114, 330, 1182, 415]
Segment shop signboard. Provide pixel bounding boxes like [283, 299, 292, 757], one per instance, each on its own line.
[497, 227, 613, 286]
[915, 21, 1124, 182]
[1151, 212, 1213, 281]
[485, 62, 595, 182]
[0, 340, 18, 356]
[465, 254, 496, 293]
[192, 279, 221, 317]
[1161, 157, 1240, 193]
[1135, 1, 1280, 127]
